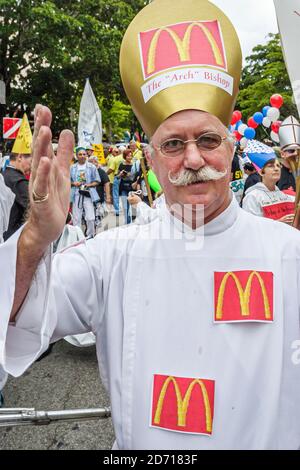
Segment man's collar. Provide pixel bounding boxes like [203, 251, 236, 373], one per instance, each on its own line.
[161, 193, 238, 237]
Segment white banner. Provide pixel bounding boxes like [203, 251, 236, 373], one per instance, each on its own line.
[78, 78, 102, 147]
[273, 0, 300, 117]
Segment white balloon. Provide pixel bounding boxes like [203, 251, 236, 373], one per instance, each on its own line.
[267, 107, 280, 122]
[262, 117, 271, 128]
[270, 131, 280, 143]
[238, 124, 247, 136]
[240, 137, 248, 149]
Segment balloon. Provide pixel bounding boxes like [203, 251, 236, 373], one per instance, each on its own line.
[235, 120, 243, 130]
[262, 117, 271, 128]
[234, 110, 242, 121]
[237, 123, 247, 136]
[248, 117, 259, 129]
[231, 110, 242, 125]
[147, 169, 162, 193]
[244, 127, 256, 140]
[270, 94, 284, 109]
[262, 106, 271, 117]
[233, 130, 242, 141]
[271, 120, 282, 134]
[253, 112, 264, 124]
[231, 111, 240, 125]
[240, 137, 248, 148]
[270, 131, 280, 143]
[267, 107, 280, 122]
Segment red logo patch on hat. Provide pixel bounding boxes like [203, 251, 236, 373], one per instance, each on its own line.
[139, 20, 227, 80]
[151, 374, 215, 435]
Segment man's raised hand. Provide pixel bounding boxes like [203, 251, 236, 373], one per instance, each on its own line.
[27, 105, 75, 248]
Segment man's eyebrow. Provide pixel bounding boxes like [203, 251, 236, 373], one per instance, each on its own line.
[159, 129, 218, 140]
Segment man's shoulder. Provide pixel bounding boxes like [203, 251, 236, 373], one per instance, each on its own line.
[240, 207, 300, 250]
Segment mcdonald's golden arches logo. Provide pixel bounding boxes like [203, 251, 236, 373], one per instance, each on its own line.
[139, 20, 227, 79]
[151, 374, 215, 435]
[214, 270, 274, 322]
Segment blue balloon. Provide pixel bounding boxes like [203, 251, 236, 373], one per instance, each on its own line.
[253, 112, 264, 124]
[262, 106, 271, 117]
[244, 127, 256, 140]
[235, 120, 243, 130]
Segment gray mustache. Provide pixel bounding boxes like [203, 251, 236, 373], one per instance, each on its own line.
[168, 166, 228, 186]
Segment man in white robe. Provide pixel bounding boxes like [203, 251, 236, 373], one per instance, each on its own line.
[1, 0, 300, 450]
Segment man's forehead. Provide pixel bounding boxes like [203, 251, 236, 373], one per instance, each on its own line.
[153, 110, 223, 138]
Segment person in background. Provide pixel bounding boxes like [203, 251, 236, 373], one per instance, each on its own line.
[117, 149, 134, 224]
[277, 158, 296, 192]
[70, 147, 100, 238]
[277, 116, 300, 192]
[107, 147, 124, 217]
[3, 152, 32, 240]
[86, 144, 94, 159]
[230, 147, 244, 204]
[88, 155, 112, 226]
[240, 162, 260, 204]
[242, 158, 294, 223]
[129, 140, 143, 162]
[89, 156, 111, 206]
[0, 140, 13, 173]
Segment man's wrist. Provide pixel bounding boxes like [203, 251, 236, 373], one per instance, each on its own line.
[19, 223, 49, 260]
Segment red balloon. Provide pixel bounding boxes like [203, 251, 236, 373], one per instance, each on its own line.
[270, 94, 284, 109]
[233, 130, 242, 141]
[234, 110, 242, 121]
[271, 120, 282, 133]
[248, 117, 259, 129]
[231, 115, 238, 125]
[231, 111, 241, 125]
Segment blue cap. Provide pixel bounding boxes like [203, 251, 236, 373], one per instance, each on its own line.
[243, 140, 276, 170]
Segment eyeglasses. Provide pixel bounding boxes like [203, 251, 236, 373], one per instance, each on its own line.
[154, 132, 228, 157]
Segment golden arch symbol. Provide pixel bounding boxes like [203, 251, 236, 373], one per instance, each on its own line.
[216, 271, 271, 320]
[147, 22, 225, 75]
[154, 376, 212, 433]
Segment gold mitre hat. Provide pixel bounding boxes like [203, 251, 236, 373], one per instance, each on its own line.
[120, 0, 242, 137]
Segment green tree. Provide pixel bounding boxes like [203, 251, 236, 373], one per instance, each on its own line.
[0, 0, 148, 138]
[237, 33, 298, 134]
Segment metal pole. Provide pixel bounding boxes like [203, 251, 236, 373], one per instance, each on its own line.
[0, 407, 111, 427]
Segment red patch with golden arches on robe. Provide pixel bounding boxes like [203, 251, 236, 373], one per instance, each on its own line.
[214, 270, 274, 323]
[151, 374, 215, 436]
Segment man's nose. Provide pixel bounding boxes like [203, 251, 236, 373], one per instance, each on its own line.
[182, 142, 206, 170]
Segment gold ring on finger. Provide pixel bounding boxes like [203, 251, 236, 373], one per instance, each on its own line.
[32, 187, 49, 203]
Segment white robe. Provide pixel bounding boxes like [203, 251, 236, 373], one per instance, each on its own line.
[0, 173, 15, 243]
[1, 197, 300, 449]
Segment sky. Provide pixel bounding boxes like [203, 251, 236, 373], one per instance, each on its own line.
[211, 0, 279, 61]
